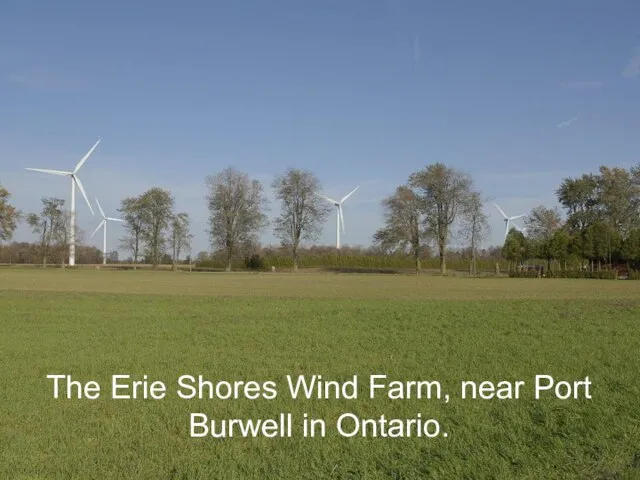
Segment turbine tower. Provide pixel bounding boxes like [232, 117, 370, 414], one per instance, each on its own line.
[91, 197, 124, 265]
[25, 139, 100, 266]
[316, 186, 360, 249]
[494, 202, 525, 241]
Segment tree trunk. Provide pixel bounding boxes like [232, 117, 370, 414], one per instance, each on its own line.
[415, 255, 421, 275]
[226, 252, 232, 272]
[439, 248, 446, 275]
[293, 248, 299, 272]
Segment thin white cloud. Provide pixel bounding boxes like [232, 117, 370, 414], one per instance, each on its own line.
[556, 115, 579, 128]
[562, 80, 602, 91]
[622, 46, 640, 78]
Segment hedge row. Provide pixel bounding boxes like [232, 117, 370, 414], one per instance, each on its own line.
[197, 254, 501, 271]
[508, 269, 638, 280]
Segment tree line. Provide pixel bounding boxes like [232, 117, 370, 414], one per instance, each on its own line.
[502, 165, 640, 272]
[1, 162, 639, 273]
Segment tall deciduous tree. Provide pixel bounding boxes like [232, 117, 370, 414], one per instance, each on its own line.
[556, 174, 599, 231]
[139, 188, 175, 267]
[118, 196, 146, 268]
[272, 168, 330, 271]
[524, 205, 563, 271]
[597, 166, 640, 237]
[0, 185, 21, 242]
[206, 167, 268, 271]
[170, 212, 193, 270]
[502, 229, 530, 269]
[460, 192, 490, 276]
[409, 163, 473, 274]
[26, 197, 66, 266]
[373, 185, 426, 274]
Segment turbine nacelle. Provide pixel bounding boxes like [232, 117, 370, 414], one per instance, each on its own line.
[315, 186, 360, 248]
[91, 197, 124, 265]
[24, 139, 102, 266]
[494, 202, 526, 241]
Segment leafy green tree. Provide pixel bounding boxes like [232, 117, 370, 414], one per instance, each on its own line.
[139, 188, 175, 267]
[118, 196, 146, 268]
[621, 228, 640, 266]
[0, 184, 21, 242]
[597, 166, 640, 237]
[547, 229, 570, 270]
[502, 228, 529, 268]
[556, 174, 599, 231]
[524, 205, 562, 271]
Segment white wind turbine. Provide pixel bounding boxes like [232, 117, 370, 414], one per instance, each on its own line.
[316, 186, 360, 249]
[91, 197, 124, 265]
[25, 139, 100, 266]
[494, 202, 525, 241]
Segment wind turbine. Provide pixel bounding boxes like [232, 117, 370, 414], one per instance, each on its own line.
[91, 197, 124, 265]
[316, 186, 360, 249]
[494, 202, 525, 241]
[25, 139, 100, 266]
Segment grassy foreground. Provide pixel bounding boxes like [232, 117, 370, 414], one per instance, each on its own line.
[1, 270, 639, 479]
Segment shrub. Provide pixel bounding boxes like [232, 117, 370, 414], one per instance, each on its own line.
[546, 270, 616, 279]
[508, 269, 540, 278]
[627, 270, 640, 280]
[245, 254, 265, 271]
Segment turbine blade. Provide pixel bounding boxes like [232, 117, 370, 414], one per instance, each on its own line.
[107, 217, 124, 222]
[340, 186, 360, 203]
[493, 202, 508, 219]
[91, 220, 105, 238]
[74, 138, 101, 173]
[510, 214, 526, 220]
[25, 168, 72, 176]
[73, 176, 95, 215]
[315, 192, 338, 204]
[95, 197, 106, 219]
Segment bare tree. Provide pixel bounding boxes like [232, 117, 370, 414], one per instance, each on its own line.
[373, 185, 426, 274]
[27, 197, 66, 267]
[272, 168, 330, 271]
[206, 167, 268, 271]
[409, 163, 473, 274]
[169, 212, 193, 270]
[460, 192, 490, 276]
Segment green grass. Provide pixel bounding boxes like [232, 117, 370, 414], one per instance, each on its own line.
[1, 270, 639, 479]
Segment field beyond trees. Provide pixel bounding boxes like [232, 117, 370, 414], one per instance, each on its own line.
[1, 270, 639, 479]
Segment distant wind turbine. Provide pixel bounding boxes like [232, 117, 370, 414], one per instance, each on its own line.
[316, 186, 360, 249]
[25, 139, 101, 266]
[91, 197, 124, 265]
[494, 202, 526, 241]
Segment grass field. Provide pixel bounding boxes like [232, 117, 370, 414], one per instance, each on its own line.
[1, 270, 639, 479]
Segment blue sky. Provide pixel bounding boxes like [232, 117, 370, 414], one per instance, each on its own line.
[1, 0, 639, 255]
